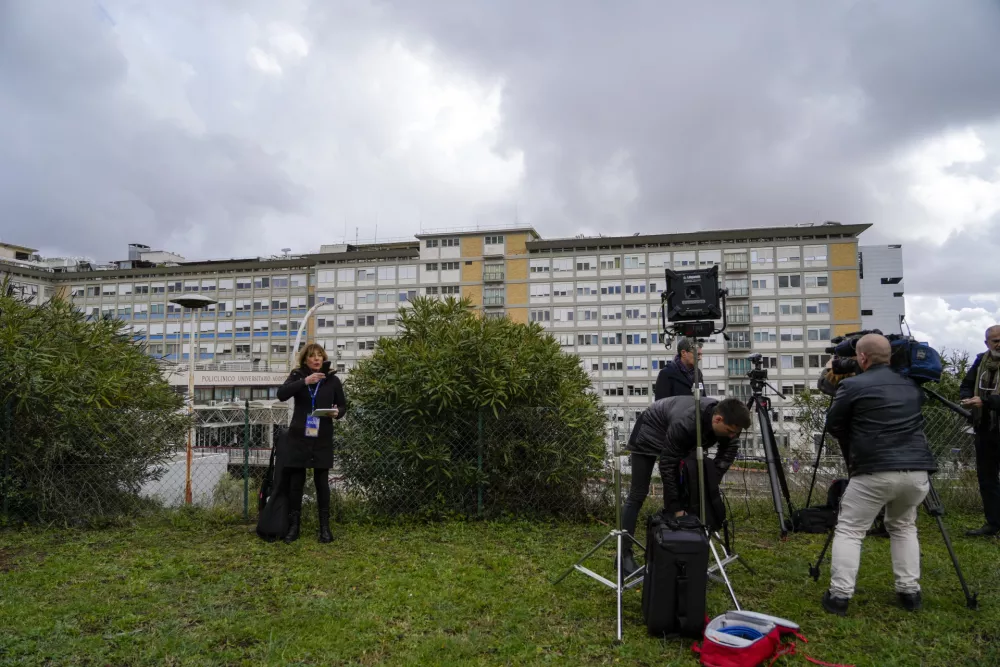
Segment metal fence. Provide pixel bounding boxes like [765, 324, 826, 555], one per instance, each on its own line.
[0, 397, 984, 527]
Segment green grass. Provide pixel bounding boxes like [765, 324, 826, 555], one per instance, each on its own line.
[1, 508, 998, 666]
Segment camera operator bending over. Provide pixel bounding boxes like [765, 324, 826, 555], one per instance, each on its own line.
[822, 334, 937, 615]
[619, 396, 751, 576]
[959, 324, 1000, 537]
[653, 337, 704, 400]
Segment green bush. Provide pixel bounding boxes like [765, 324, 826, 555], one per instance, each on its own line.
[0, 279, 189, 525]
[340, 297, 608, 520]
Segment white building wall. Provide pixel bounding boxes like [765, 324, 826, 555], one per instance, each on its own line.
[859, 245, 905, 335]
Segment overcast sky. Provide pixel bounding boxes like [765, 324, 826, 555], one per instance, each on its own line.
[2, 1, 998, 356]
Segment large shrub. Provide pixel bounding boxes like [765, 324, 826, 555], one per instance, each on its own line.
[0, 280, 188, 524]
[341, 296, 608, 519]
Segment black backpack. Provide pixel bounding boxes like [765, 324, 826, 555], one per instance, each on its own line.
[256, 427, 290, 542]
[679, 454, 728, 534]
[791, 479, 848, 534]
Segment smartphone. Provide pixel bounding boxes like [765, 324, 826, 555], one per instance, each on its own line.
[321, 360, 332, 374]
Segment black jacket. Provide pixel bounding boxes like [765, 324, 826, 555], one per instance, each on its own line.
[654, 359, 704, 400]
[277, 366, 348, 469]
[629, 396, 739, 513]
[825, 364, 937, 477]
[959, 352, 1000, 434]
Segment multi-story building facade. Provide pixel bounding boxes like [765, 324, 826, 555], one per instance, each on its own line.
[858, 244, 905, 336]
[2, 222, 871, 450]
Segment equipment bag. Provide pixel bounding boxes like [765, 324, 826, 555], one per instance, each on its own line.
[641, 512, 710, 639]
[791, 479, 848, 534]
[692, 610, 854, 667]
[256, 427, 290, 542]
[890, 338, 943, 384]
[680, 454, 728, 534]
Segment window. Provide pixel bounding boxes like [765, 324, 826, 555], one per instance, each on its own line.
[803, 245, 828, 263]
[624, 255, 645, 269]
[235, 320, 251, 333]
[779, 300, 802, 315]
[751, 275, 773, 290]
[754, 328, 777, 343]
[253, 277, 270, 289]
[861, 309, 873, 316]
[726, 279, 749, 296]
[701, 354, 725, 370]
[625, 308, 645, 320]
[778, 274, 801, 288]
[601, 281, 622, 295]
[424, 286, 439, 295]
[425, 239, 440, 248]
[807, 327, 831, 341]
[777, 247, 801, 263]
[602, 358, 624, 371]
[781, 383, 807, 396]
[399, 265, 417, 280]
[880, 277, 903, 285]
[808, 354, 832, 368]
[624, 282, 646, 295]
[576, 256, 597, 271]
[600, 256, 621, 270]
[316, 293, 335, 305]
[580, 357, 600, 372]
[530, 310, 551, 322]
[577, 332, 600, 345]
[337, 291, 355, 306]
[804, 273, 828, 288]
[674, 251, 696, 267]
[603, 383, 624, 397]
[150, 304, 165, 315]
[625, 332, 647, 345]
[356, 268, 375, 281]
[337, 314, 355, 327]
[318, 270, 335, 284]
[252, 299, 269, 311]
[484, 235, 504, 244]
[441, 262, 460, 271]
[378, 267, 396, 281]
[397, 289, 417, 302]
[253, 320, 269, 333]
[698, 250, 721, 267]
[552, 283, 572, 297]
[290, 296, 307, 309]
[357, 291, 376, 305]
[627, 356, 649, 370]
[576, 283, 598, 296]
[425, 263, 438, 271]
[272, 277, 289, 288]
[337, 269, 353, 282]
[167, 281, 182, 293]
[104, 284, 120, 296]
[441, 285, 460, 295]
[780, 354, 804, 369]
[648, 252, 670, 268]
[554, 308, 574, 322]
[552, 258, 573, 272]
[291, 274, 308, 287]
[530, 259, 551, 273]
[530, 283, 551, 297]
[377, 312, 397, 327]
[234, 277, 251, 290]
[780, 327, 803, 342]
[442, 237, 459, 247]
[577, 307, 599, 321]
[752, 301, 776, 316]
[893, 292, 903, 298]
[751, 248, 774, 265]
[271, 298, 288, 310]
[554, 334, 574, 347]
[601, 332, 623, 345]
[806, 300, 830, 315]
[377, 290, 395, 304]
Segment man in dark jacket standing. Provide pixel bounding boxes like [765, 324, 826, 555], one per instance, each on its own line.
[822, 334, 937, 615]
[618, 396, 751, 576]
[654, 337, 704, 400]
[959, 324, 1000, 537]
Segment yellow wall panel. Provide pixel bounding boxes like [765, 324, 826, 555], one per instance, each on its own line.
[831, 270, 858, 294]
[832, 296, 860, 321]
[461, 260, 482, 282]
[506, 259, 528, 280]
[461, 236, 483, 258]
[463, 284, 483, 306]
[506, 233, 529, 256]
[834, 323, 861, 338]
[507, 308, 528, 324]
[829, 242, 858, 268]
[506, 282, 528, 305]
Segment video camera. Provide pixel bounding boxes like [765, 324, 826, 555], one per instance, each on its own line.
[746, 353, 769, 382]
[825, 329, 943, 385]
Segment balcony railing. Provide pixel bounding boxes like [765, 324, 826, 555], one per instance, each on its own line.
[483, 271, 505, 282]
[727, 366, 752, 377]
[483, 296, 505, 307]
[725, 258, 749, 272]
[725, 286, 749, 297]
[726, 339, 752, 351]
[726, 312, 750, 324]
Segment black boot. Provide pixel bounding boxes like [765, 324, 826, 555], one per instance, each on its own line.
[616, 545, 640, 579]
[318, 509, 334, 543]
[283, 511, 301, 544]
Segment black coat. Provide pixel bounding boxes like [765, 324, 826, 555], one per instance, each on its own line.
[959, 352, 1000, 434]
[653, 360, 703, 400]
[628, 396, 739, 513]
[825, 364, 937, 477]
[276, 366, 348, 469]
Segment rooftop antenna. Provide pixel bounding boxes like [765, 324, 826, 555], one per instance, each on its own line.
[355, 227, 358, 245]
[281, 248, 291, 258]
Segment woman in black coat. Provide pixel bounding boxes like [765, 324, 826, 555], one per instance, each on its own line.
[277, 342, 347, 543]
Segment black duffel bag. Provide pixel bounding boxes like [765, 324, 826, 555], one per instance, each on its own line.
[256, 426, 291, 542]
[791, 478, 848, 534]
[641, 511, 709, 639]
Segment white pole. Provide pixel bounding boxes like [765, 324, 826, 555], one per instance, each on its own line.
[288, 301, 338, 425]
[185, 309, 198, 504]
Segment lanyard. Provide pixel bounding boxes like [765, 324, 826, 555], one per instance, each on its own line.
[308, 380, 323, 412]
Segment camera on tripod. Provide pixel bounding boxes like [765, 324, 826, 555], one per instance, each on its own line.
[746, 353, 768, 383]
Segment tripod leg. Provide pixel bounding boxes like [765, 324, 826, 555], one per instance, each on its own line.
[922, 481, 978, 610]
[616, 532, 624, 642]
[708, 535, 740, 610]
[552, 531, 617, 584]
[809, 528, 836, 582]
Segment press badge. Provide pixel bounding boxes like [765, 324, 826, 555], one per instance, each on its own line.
[304, 415, 320, 438]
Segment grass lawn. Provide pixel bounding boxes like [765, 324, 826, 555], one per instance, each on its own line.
[0, 508, 998, 666]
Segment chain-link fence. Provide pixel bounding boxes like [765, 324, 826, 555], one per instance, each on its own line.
[0, 396, 984, 527]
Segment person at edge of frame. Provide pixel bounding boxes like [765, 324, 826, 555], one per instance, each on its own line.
[276, 342, 348, 544]
[820, 334, 937, 616]
[959, 324, 1000, 537]
[653, 336, 704, 400]
[617, 395, 752, 577]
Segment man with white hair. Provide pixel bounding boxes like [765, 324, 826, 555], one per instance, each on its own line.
[960, 324, 1000, 537]
[821, 334, 938, 615]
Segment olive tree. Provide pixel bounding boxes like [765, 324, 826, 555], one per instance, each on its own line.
[341, 296, 608, 519]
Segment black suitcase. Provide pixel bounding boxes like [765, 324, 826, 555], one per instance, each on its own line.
[641, 512, 709, 638]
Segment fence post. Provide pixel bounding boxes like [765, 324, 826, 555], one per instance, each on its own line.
[477, 409, 484, 518]
[1, 401, 9, 521]
[243, 400, 250, 521]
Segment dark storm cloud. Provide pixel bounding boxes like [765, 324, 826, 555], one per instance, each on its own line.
[0, 1, 303, 261]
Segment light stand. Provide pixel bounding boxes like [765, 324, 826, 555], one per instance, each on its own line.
[169, 294, 217, 505]
[551, 423, 646, 642]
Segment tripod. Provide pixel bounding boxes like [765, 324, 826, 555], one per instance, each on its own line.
[745, 358, 797, 539]
[551, 423, 647, 642]
[807, 388, 979, 610]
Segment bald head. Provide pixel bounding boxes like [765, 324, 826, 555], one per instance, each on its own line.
[856, 333, 891, 370]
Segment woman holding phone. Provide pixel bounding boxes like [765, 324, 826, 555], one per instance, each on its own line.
[276, 342, 347, 543]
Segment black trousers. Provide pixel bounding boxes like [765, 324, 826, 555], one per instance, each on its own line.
[974, 431, 1000, 528]
[622, 452, 659, 544]
[286, 468, 331, 515]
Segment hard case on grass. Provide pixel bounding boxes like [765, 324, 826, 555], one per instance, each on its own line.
[641, 512, 709, 638]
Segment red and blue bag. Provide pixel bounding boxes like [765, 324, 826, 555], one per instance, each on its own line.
[692, 610, 853, 667]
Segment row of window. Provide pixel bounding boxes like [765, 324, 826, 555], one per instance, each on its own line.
[71, 275, 309, 297]
[599, 381, 813, 399]
[527, 245, 829, 273]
